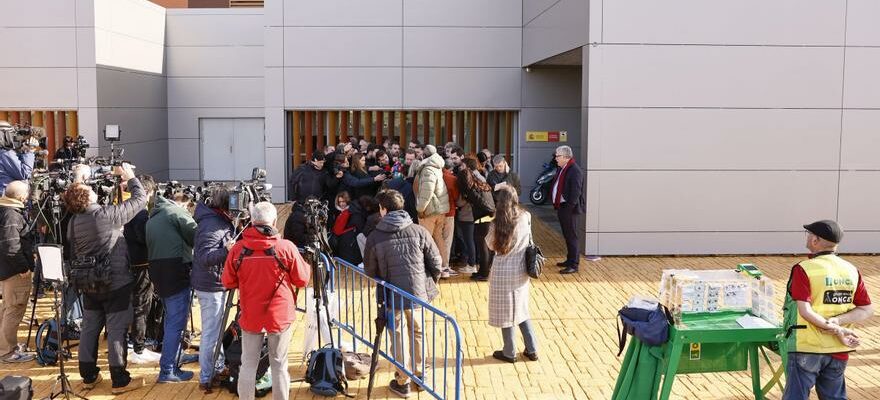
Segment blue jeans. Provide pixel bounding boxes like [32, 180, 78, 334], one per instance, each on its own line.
[458, 220, 475, 265]
[501, 320, 537, 358]
[196, 290, 227, 384]
[160, 287, 192, 374]
[782, 352, 847, 400]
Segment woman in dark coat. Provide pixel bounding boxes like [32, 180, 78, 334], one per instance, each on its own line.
[458, 157, 496, 281]
[342, 153, 385, 200]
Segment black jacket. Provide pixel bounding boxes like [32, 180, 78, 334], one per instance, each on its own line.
[289, 163, 338, 203]
[340, 170, 381, 201]
[67, 177, 147, 291]
[283, 203, 317, 248]
[554, 160, 586, 214]
[0, 199, 33, 281]
[123, 209, 149, 266]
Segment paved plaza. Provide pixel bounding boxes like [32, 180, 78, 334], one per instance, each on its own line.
[4, 207, 879, 399]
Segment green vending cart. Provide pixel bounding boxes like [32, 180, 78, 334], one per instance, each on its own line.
[613, 267, 787, 400]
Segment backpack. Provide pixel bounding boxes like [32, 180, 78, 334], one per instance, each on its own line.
[305, 345, 350, 397]
[221, 318, 271, 396]
[145, 291, 164, 349]
[470, 188, 495, 220]
[34, 320, 61, 366]
[0, 375, 32, 400]
[616, 305, 673, 356]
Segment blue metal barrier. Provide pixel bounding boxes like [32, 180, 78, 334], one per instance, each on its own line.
[327, 256, 463, 400]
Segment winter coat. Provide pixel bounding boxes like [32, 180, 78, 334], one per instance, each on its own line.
[123, 209, 149, 266]
[0, 150, 34, 194]
[289, 162, 338, 203]
[456, 170, 495, 222]
[222, 225, 311, 333]
[486, 170, 522, 196]
[67, 177, 147, 292]
[487, 211, 532, 328]
[363, 213, 381, 238]
[341, 169, 380, 200]
[283, 202, 317, 248]
[363, 210, 441, 307]
[146, 196, 197, 297]
[384, 177, 418, 224]
[0, 198, 33, 281]
[191, 203, 234, 293]
[414, 153, 449, 218]
[329, 202, 365, 265]
[442, 169, 459, 217]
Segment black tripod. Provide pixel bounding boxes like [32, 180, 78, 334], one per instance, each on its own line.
[46, 280, 88, 400]
[25, 193, 65, 351]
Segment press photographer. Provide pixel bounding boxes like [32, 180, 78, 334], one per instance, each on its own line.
[0, 121, 37, 194]
[146, 189, 197, 384]
[0, 181, 36, 363]
[62, 162, 146, 394]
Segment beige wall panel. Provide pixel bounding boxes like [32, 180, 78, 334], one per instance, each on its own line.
[594, 232, 807, 256]
[284, 68, 402, 109]
[404, 27, 521, 68]
[838, 171, 880, 231]
[404, 0, 522, 27]
[283, 0, 402, 27]
[168, 77, 264, 108]
[843, 48, 880, 109]
[846, 0, 880, 46]
[166, 46, 264, 77]
[841, 110, 880, 171]
[284, 27, 402, 67]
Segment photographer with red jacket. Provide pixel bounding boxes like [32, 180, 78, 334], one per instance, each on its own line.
[222, 202, 310, 400]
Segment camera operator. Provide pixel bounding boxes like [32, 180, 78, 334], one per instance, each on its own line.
[0, 181, 35, 363]
[122, 175, 160, 364]
[54, 136, 77, 161]
[288, 152, 340, 204]
[221, 202, 310, 400]
[283, 195, 319, 248]
[0, 127, 36, 194]
[146, 191, 197, 383]
[63, 163, 146, 394]
[191, 185, 234, 390]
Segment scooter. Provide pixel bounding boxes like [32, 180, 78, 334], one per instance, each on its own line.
[529, 158, 558, 205]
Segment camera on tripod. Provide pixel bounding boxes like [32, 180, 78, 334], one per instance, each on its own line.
[229, 168, 273, 214]
[301, 197, 329, 239]
[0, 120, 40, 152]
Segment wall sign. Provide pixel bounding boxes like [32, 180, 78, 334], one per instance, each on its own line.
[526, 130, 567, 142]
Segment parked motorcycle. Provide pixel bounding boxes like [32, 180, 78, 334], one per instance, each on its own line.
[529, 157, 558, 205]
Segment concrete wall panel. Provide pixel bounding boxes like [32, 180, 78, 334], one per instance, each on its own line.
[282, 0, 402, 27]
[522, 68, 582, 108]
[843, 48, 880, 109]
[404, 27, 521, 67]
[168, 108, 265, 139]
[168, 78, 264, 108]
[166, 46, 263, 77]
[97, 68, 166, 108]
[0, 28, 77, 67]
[594, 171, 838, 232]
[404, 0, 521, 27]
[588, 45, 843, 108]
[264, 27, 284, 67]
[168, 138, 200, 170]
[284, 27, 402, 67]
[95, 107, 168, 147]
[166, 12, 263, 46]
[522, 0, 588, 65]
[284, 68, 402, 109]
[587, 108, 841, 170]
[524, 0, 560, 24]
[595, 232, 807, 256]
[0, 68, 78, 109]
[841, 110, 880, 171]
[846, 0, 880, 46]
[602, 0, 845, 46]
[0, 0, 76, 27]
[838, 171, 880, 231]
[403, 68, 520, 109]
[264, 68, 284, 108]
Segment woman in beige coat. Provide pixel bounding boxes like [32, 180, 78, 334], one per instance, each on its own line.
[486, 186, 538, 363]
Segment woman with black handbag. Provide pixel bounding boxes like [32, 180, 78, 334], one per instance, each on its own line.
[486, 186, 538, 363]
[63, 163, 147, 394]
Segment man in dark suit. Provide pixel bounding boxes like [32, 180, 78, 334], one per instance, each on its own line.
[551, 146, 588, 274]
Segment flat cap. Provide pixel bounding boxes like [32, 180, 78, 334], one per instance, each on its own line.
[804, 219, 843, 244]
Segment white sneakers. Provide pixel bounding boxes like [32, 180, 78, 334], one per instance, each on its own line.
[458, 265, 478, 274]
[128, 348, 161, 364]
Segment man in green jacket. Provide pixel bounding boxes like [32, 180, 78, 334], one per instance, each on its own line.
[146, 193, 197, 383]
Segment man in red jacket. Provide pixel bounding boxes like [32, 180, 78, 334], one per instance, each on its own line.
[222, 202, 310, 400]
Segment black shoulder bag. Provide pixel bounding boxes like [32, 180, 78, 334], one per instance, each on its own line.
[524, 217, 544, 279]
[67, 213, 113, 295]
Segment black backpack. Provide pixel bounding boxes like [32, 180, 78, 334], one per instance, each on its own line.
[221, 318, 271, 397]
[34, 320, 61, 366]
[145, 291, 164, 349]
[305, 344, 350, 397]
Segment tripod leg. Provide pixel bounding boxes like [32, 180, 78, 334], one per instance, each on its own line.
[24, 278, 40, 350]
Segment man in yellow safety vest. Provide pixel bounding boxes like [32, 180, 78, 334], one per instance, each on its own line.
[782, 220, 874, 400]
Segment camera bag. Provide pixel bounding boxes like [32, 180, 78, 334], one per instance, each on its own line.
[0, 375, 32, 400]
[66, 214, 113, 295]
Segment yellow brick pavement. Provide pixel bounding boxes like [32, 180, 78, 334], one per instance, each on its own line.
[4, 216, 880, 399]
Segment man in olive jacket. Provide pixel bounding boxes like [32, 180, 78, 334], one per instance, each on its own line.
[364, 189, 441, 398]
[414, 145, 449, 273]
[146, 193, 197, 383]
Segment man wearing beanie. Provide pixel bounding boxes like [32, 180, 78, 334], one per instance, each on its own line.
[782, 219, 874, 400]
